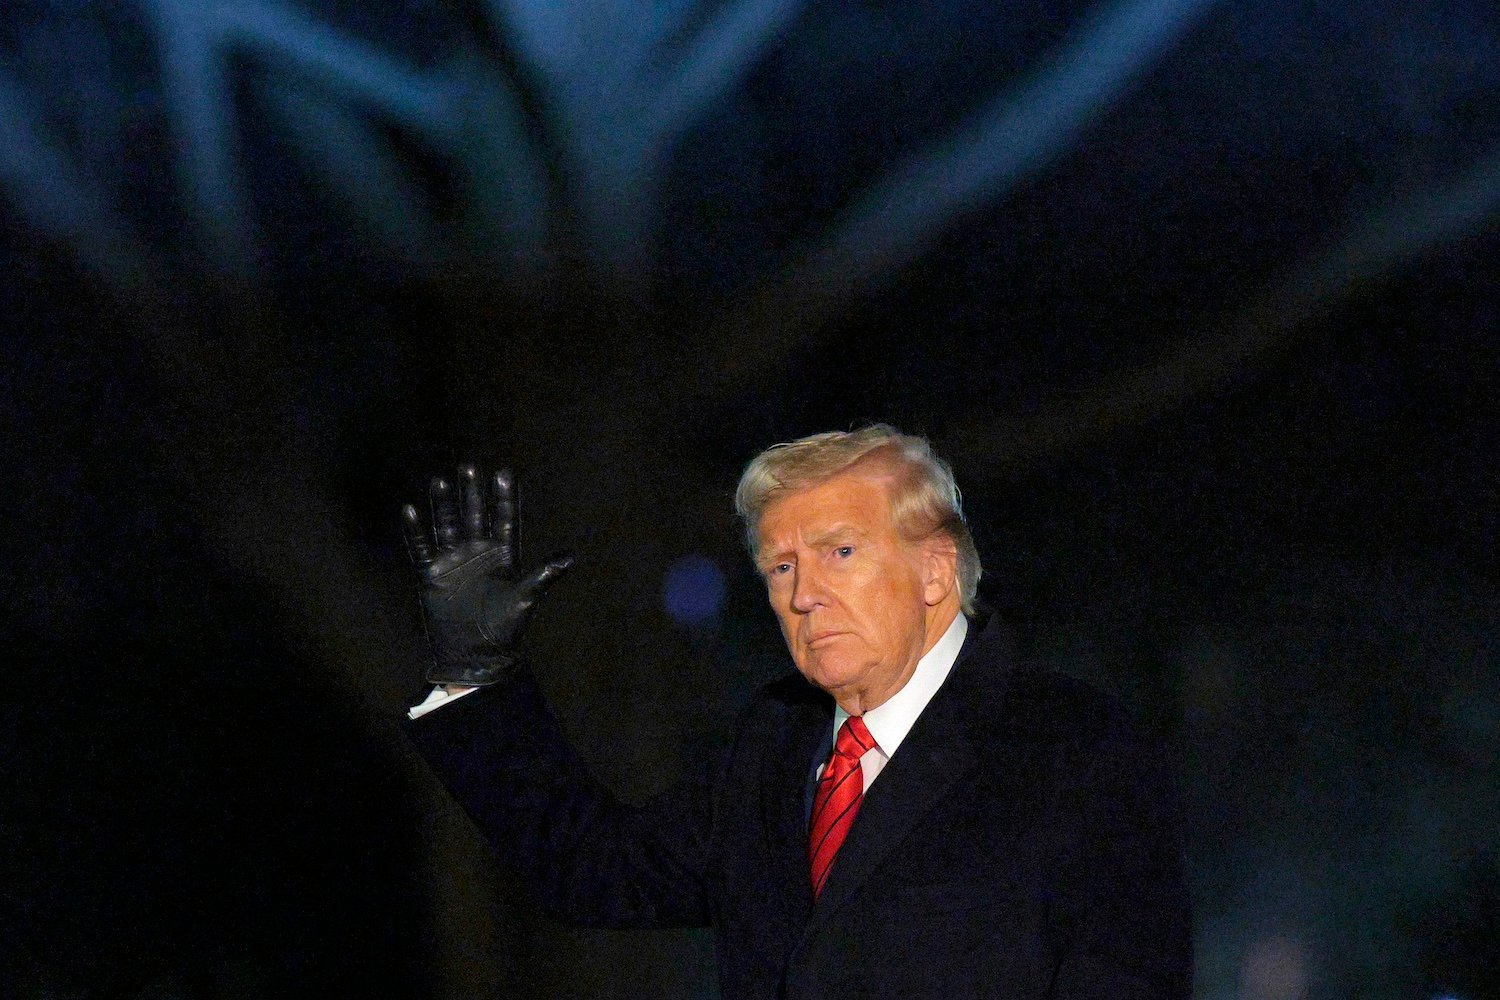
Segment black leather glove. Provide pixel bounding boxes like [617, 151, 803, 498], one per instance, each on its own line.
[402, 465, 573, 686]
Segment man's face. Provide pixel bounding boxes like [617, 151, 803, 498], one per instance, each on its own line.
[755, 468, 950, 714]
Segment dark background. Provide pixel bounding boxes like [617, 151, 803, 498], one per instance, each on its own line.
[1, 0, 1496, 997]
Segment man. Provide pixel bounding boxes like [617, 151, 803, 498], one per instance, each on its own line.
[401, 425, 1191, 999]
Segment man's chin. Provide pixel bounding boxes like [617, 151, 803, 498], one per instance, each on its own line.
[796, 654, 865, 697]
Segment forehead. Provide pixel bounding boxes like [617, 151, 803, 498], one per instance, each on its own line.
[756, 470, 898, 548]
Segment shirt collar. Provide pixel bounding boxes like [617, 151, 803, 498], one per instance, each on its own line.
[833, 612, 968, 758]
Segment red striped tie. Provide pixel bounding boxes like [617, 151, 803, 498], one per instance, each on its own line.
[809, 715, 875, 897]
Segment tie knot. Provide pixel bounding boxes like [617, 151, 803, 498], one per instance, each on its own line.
[834, 715, 874, 761]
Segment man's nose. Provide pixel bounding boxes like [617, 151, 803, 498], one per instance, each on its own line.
[790, 564, 827, 613]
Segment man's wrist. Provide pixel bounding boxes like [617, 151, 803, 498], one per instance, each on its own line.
[424, 646, 522, 686]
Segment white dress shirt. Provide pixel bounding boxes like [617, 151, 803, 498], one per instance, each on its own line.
[826, 612, 969, 791]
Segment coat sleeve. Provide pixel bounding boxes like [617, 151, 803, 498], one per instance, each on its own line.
[1046, 709, 1194, 999]
[402, 667, 716, 930]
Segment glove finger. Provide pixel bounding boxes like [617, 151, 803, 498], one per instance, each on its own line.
[458, 464, 485, 541]
[429, 476, 461, 551]
[492, 469, 518, 574]
[400, 503, 435, 566]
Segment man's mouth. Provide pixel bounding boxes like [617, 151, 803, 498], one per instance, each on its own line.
[807, 630, 845, 646]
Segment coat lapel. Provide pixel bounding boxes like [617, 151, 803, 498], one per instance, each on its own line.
[762, 683, 834, 928]
[800, 614, 1015, 941]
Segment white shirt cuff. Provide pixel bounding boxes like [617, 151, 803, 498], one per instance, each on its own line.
[407, 684, 480, 720]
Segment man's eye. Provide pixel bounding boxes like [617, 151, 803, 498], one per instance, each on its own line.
[834, 546, 854, 558]
[769, 563, 792, 576]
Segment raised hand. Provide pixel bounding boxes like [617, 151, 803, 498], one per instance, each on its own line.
[402, 465, 573, 686]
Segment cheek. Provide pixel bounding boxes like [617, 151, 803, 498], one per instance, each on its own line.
[865, 563, 910, 602]
[871, 571, 925, 631]
[769, 601, 800, 643]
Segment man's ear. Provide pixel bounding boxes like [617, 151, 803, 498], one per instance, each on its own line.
[921, 536, 960, 607]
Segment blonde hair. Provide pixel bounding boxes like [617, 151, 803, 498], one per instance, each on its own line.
[734, 424, 981, 614]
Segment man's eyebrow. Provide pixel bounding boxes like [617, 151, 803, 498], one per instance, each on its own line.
[805, 524, 869, 547]
[755, 543, 792, 566]
[755, 524, 868, 564]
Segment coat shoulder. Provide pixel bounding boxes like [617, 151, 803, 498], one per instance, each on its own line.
[718, 669, 829, 764]
[755, 669, 829, 715]
[995, 665, 1139, 748]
